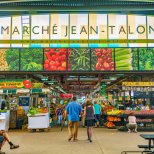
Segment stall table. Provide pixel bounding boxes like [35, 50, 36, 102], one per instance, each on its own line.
[27, 113, 50, 132]
[0, 111, 10, 131]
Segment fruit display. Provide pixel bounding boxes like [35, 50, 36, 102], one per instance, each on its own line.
[106, 121, 116, 128]
[124, 110, 154, 115]
[107, 116, 121, 122]
[91, 48, 115, 70]
[103, 106, 115, 112]
[0, 49, 19, 71]
[68, 48, 90, 71]
[136, 119, 152, 123]
[20, 49, 43, 71]
[28, 107, 48, 115]
[28, 107, 37, 115]
[107, 110, 124, 115]
[0, 110, 7, 113]
[44, 48, 67, 71]
[139, 48, 154, 70]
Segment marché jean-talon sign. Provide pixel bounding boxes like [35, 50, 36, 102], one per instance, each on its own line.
[0, 14, 154, 47]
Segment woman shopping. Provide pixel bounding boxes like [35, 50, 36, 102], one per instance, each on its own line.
[83, 100, 95, 143]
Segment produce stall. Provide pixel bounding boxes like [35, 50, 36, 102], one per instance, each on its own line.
[0, 110, 10, 131]
[27, 107, 50, 132]
[104, 107, 154, 131]
[118, 110, 154, 131]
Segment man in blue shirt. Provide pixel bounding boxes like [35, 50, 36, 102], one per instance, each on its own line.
[65, 97, 82, 142]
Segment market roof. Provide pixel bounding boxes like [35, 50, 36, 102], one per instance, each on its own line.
[0, 0, 154, 12]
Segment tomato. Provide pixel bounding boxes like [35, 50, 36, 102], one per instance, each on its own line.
[98, 58, 103, 64]
[59, 49, 66, 55]
[55, 57, 59, 61]
[61, 62, 66, 68]
[68, 49, 71, 56]
[102, 62, 110, 70]
[57, 66, 62, 70]
[45, 59, 50, 64]
[55, 61, 60, 67]
[51, 55, 56, 60]
[45, 52, 51, 59]
[61, 55, 66, 61]
[44, 64, 49, 69]
[102, 49, 107, 55]
[106, 58, 112, 63]
[49, 49, 55, 54]
[111, 67, 114, 70]
[50, 65, 57, 70]
[96, 63, 101, 70]
[61, 67, 66, 70]
[49, 61, 55, 66]
[95, 51, 102, 57]
[107, 48, 112, 54]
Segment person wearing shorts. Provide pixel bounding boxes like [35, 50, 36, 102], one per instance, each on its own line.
[93, 101, 101, 127]
[84, 100, 95, 142]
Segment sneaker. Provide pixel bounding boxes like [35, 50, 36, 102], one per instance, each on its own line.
[0, 150, 5, 154]
[89, 139, 92, 143]
[128, 130, 131, 133]
[10, 144, 20, 149]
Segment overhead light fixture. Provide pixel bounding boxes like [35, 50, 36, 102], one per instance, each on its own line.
[110, 77, 117, 81]
[41, 77, 48, 81]
[116, 74, 124, 76]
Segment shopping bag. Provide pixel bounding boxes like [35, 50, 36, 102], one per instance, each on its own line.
[61, 119, 66, 131]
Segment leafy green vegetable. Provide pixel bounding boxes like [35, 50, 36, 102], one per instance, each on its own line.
[139, 48, 154, 70]
[91, 49, 97, 70]
[5, 49, 19, 71]
[132, 48, 138, 70]
[69, 48, 90, 71]
[20, 49, 43, 71]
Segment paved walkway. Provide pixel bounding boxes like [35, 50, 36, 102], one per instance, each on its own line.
[2, 128, 148, 154]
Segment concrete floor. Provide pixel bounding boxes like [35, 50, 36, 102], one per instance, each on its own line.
[2, 128, 149, 154]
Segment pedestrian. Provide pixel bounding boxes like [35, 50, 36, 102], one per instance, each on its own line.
[65, 97, 82, 142]
[0, 130, 19, 154]
[93, 101, 102, 127]
[55, 104, 63, 125]
[126, 112, 137, 133]
[83, 100, 94, 142]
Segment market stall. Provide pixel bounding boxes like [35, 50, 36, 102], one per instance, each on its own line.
[27, 107, 50, 132]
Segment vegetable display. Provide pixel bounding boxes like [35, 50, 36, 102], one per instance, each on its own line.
[44, 48, 67, 71]
[20, 49, 43, 71]
[131, 48, 138, 70]
[0, 49, 19, 71]
[115, 48, 133, 70]
[69, 48, 90, 71]
[91, 48, 115, 70]
[139, 48, 154, 70]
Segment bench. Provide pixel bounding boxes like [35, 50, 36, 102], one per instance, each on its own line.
[138, 145, 154, 149]
[121, 151, 146, 154]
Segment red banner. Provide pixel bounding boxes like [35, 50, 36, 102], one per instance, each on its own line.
[60, 94, 73, 98]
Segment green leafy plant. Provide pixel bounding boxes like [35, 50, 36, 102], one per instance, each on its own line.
[5, 49, 19, 71]
[139, 48, 154, 70]
[20, 49, 43, 71]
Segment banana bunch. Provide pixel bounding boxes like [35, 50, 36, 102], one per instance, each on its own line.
[115, 48, 132, 70]
[107, 110, 122, 115]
